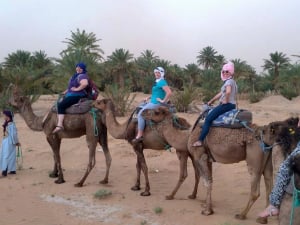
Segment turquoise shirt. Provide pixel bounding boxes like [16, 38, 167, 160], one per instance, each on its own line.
[150, 79, 168, 104]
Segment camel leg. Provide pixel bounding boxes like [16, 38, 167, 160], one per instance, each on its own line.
[131, 145, 142, 192]
[132, 144, 151, 196]
[195, 153, 213, 215]
[75, 137, 97, 187]
[235, 168, 262, 220]
[188, 153, 200, 199]
[166, 151, 189, 200]
[47, 136, 64, 184]
[98, 126, 111, 184]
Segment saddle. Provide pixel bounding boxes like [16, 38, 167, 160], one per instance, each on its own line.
[196, 104, 252, 129]
[51, 98, 94, 114]
[131, 102, 176, 122]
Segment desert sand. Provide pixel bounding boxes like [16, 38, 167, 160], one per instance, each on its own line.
[0, 93, 299, 225]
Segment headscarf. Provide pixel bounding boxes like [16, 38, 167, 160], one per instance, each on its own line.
[2, 110, 14, 134]
[221, 61, 234, 81]
[75, 62, 87, 73]
[154, 66, 165, 82]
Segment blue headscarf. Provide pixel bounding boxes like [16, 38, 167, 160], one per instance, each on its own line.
[76, 62, 87, 73]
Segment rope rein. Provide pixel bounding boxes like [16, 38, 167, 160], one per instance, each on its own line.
[89, 107, 99, 136]
[290, 174, 300, 225]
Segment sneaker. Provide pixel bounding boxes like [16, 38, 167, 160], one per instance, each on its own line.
[9, 171, 16, 175]
[132, 136, 144, 144]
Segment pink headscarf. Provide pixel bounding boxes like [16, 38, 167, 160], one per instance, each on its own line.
[221, 61, 234, 81]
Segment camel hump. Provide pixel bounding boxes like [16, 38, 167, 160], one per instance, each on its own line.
[51, 98, 94, 114]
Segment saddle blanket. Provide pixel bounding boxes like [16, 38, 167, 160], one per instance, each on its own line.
[211, 108, 252, 128]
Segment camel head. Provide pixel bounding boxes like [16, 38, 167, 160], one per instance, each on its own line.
[93, 98, 115, 113]
[261, 117, 300, 155]
[7, 84, 30, 110]
[142, 106, 191, 130]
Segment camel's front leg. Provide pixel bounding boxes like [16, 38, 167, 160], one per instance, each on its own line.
[132, 144, 150, 196]
[166, 151, 188, 200]
[75, 138, 97, 187]
[131, 145, 142, 192]
[98, 126, 111, 184]
[188, 153, 200, 199]
[47, 136, 65, 184]
[235, 169, 261, 220]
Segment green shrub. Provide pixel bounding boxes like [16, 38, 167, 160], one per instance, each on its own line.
[153, 206, 163, 214]
[249, 92, 265, 103]
[93, 189, 112, 199]
[171, 85, 201, 112]
[102, 84, 136, 116]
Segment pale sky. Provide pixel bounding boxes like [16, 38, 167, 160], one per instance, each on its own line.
[1, 0, 299, 73]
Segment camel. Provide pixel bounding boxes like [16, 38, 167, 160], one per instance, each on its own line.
[8, 85, 112, 187]
[255, 118, 300, 224]
[92, 98, 200, 199]
[141, 106, 273, 220]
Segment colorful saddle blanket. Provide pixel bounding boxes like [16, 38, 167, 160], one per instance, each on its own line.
[199, 105, 252, 129]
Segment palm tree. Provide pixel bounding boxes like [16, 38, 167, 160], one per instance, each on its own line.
[197, 46, 218, 69]
[106, 48, 134, 89]
[2, 50, 32, 69]
[184, 63, 201, 85]
[1, 50, 54, 96]
[135, 50, 159, 93]
[263, 51, 290, 87]
[61, 28, 104, 62]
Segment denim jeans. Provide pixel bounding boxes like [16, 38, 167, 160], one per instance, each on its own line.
[198, 103, 236, 141]
[137, 102, 161, 131]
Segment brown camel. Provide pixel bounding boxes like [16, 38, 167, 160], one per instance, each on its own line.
[142, 106, 273, 220]
[259, 117, 299, 182]
[256, 118, 300, 224]
[92, 99, 200, 199]
[8, 85, 112, 187]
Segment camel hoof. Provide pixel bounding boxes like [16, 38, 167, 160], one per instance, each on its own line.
[54, 179, 65, 184]
[74, 183, 83, 187]
[201, 209, 214, 216]
[165, 195, 174, 200]
[256, 216, 268, 224]
[140, 191, 151, 196]
[99, 179, 108, 184]
[188, 194, 196, 199]
[131, 186, 141, 191]
[235, 214, 246, 220]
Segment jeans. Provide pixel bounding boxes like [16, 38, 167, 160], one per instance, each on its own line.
[57, 95, 83, 114]
[137, 102, 161, 131]
[198, 103, 236, 141]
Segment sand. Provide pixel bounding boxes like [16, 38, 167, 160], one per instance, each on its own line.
[0, 93, 299, 225]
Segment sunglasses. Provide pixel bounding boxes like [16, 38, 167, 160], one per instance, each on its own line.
[222, 70, 230, 74]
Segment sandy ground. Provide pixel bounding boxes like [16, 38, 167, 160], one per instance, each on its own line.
[1, 93, 299, 225]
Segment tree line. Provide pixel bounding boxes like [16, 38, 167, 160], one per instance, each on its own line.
[0, 29, 299, 113]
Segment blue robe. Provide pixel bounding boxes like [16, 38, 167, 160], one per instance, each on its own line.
[0, 122, 19, 172]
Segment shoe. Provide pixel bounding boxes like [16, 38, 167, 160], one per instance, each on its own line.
[9, 171, 16, 175]
[192, 141, 203, 147]
[257, 205, 279, 221]
[132, 136, 144, 144]
[2, 170, 7, 177]
[52, 126, 64, 134]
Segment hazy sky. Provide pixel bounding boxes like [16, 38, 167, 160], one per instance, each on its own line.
[1, 0, 299, 73]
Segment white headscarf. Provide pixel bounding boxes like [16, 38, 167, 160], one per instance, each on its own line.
[154, 67, 165, 82]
